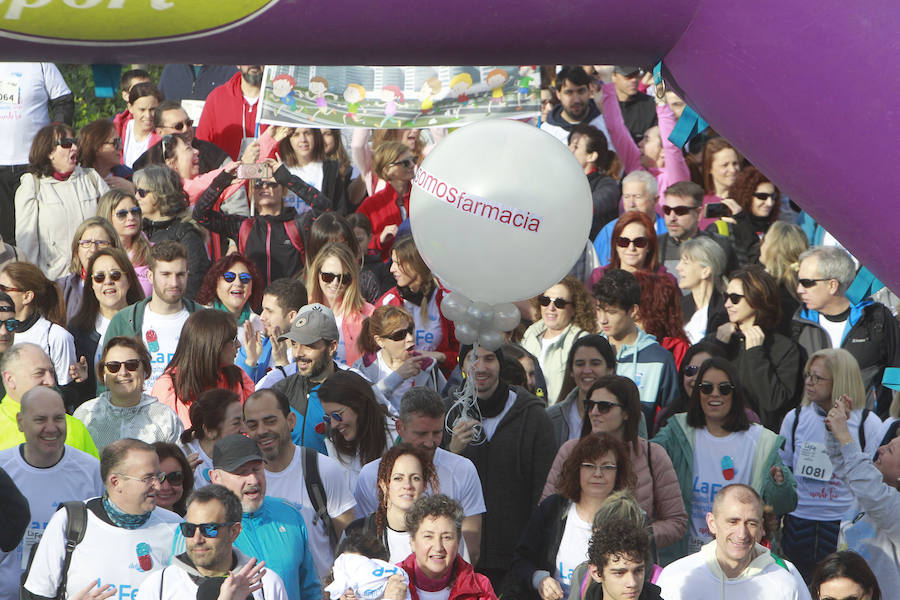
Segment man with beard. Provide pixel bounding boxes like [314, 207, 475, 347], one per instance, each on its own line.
[196, 65, 268, 161]
[540, 65, 610, 146]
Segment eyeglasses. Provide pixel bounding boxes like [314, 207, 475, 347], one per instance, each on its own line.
[538, 295, 572, 309]
[78, 239, 111, 249]
[615, 236, 649, 249]
[580, 463, 618, 475]
[804, 371, 832, 385]
[383, 325, 414, 341]
[0, 283, 23, 293]
[222, 271, 252, 285]
[662, 205, 697, 216]
[724, 293, 745, 305]
[115, 472, 164, 485]
[56, 137, 77, 149]
[752, 192, 777, 201]
[179, 522, 236, 539]
[683, 364, 699, 377]
[160, 471, 184, 485]
[114, 206, 142, 220]
[698, 381, 736, 395]
[253, 180, 279, 190]
[92, 270, 123, 284]
[160, 134, 181, 159]
[322, 410, 344, 424]
[104, 138, 122, 150]
[798, 278, 829, 288]
[0, 317, 20, 332]
[391, 158, 416, 168]
[165, 118, 194, 132]
[104, 359, 143, 373]
[135, 187, 151, 198]
[320, 271, 351, 285]
[584, 399, 621, 414]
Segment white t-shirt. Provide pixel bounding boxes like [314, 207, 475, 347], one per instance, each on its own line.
[819, 313, 848, 350]
[689, 426, 761, 552]
[417, 589, 451, 600]
[400, 294, 443, 352]
[684, 305, 709, 344]
[123, 119, 151, 168]
[0, 63, 71, 165]
[354, 447, 486, 517]
[324, 418, 396, 493]
[95, 313, 111, 342]
[384, 524, 470, 564]
[137, 553, 288, 600]
[141, 306, 190, 392]
[553, 503, 592, 593]
[265, 445, 357, 580]
[15, 315, 76, 385]
[779, 405, 882, 521]
[0, 446, 103, 600]
[480, 391, 516, 442]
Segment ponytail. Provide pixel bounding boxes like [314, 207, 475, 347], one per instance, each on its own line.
[357, 316, 379, 355]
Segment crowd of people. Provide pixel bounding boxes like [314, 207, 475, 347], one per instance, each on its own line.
[0, 62, 896, 600]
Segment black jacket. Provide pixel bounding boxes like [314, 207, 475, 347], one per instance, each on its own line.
[158, 64, 239, 102]
[0, 466, 29, 552]
[619, 93, 657, 143]
[587, 171, 620, 240]
[142, 217, 210, 300]
[681, 288, 729, 338]
[511, 494, 572, 600]
[658, 229, 739, 277]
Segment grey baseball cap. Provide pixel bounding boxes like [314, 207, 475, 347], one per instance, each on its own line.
[278, 303, 339, 345]
[614, 66, 643, 76]
[212, 434, 264, 472]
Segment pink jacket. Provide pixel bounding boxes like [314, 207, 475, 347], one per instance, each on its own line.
[600, 83, 690, 200]
[151, 367, 255, 428]
[542, 436, 687, 549]
[341, 302, 375, 366]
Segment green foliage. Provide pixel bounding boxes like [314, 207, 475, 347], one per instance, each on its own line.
[58, 64, 163, 129]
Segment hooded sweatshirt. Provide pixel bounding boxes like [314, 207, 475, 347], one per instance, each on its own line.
[609, 328, 679, 428]
[540, 102, 611, 146]
[73, 392, 183, 451]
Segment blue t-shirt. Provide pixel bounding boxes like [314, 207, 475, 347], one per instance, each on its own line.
[296, 384, 327, 455]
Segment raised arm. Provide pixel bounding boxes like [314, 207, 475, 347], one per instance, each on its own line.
[656, 99, 691, 192]
[351, 128, 375, 195]
[600, 83, 642, 173]
[192, 169, 246, 240]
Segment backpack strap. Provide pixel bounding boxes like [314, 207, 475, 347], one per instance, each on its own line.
[284, 220, 305, 262]
[51, 501, 88, 599]
[302, 447, 337, 553]
[238, 220, 253, 255]
[790, 407, 800, 450]
[859, 408, 869, 450]
[646, 439, 653, 480]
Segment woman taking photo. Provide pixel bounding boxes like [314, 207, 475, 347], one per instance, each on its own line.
[57, 216, 120, 322]
[809, 551, 882, 600]
[541, 376, 686, 553]
[68, 248, 144, 396]
[77, 118, 134, 192]
[716, 166, 781, 265]
[195, 253, 264, 349]
[97, 189, 153, 295]
[522, 276, 596, 406]
[698, 137, 741, 230]
[358, 141, 415, 260]
[759, 221, 809, 335]
[318, 370, 396, 489]
[15, 122, 108, 280]
[179, 389, 247, 488]
[150, 441, 195, 516]
[355, 305, 446, 412]
[547, 335, 616, 447]
[778, 348, 883, 581]
[652, 357, 797, 564]
[151, 308, 254, 428]
[307, 242, 374, 366]
[676, 236, 728, 344]
[713, 265, 803, 430]
[513, 433, 634, 599]
[74, 336, 181, 450]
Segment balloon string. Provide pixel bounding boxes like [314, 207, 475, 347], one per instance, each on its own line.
[444, 342, 486, 446]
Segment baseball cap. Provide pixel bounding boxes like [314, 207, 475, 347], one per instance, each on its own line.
[278, 303, 339, 345]
[212, 434, 264, 472]
[614, 66, 643, 77]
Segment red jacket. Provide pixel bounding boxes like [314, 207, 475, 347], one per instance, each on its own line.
[357, 184, 410, 260]
[378, 285, 459, 377]
[196, 72, 267, 161]
[399, 554, 497, 600]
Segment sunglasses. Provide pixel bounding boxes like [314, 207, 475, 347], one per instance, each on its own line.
[92, 270, 123, 284]
[161, 470, 184, 485]
[253, 180, 279, 190]
[179, 522, 236, 539]
[320, 271, 351, 285]
[78, 239, 111, 249]
[538, 295, 572, 309]
[391, 158, 416, 168]
[752, 192, 777, 201]
[724, 293, 745, 305]
[0, 317, 20, 332]
[104, 359, 143, 373]
[322, 410, 344, 424]
[222, 271, 252, 284]
[584, 399, 621, 414]
[56, 137, 77, 149]
[0, 283, 23, 293]
[104, 138, 122, 150]
[135, 187, 151, 198]
[662, 205, 697, 216]
[615, 236, 649, 249]
[698, 381, 736, 395]
[683, 364, 699, 377]
[383, 325, 414, 341]
[114, 206, 142, 220]
[798, 278, 828, 288]
[166, 119, 194, 132]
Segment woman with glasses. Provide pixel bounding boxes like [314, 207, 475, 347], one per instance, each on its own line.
[677, 236, 729, 344]
[97, 189, 153, 296]
[759, 221, 809, 335]
[522, 276, 596, 405]
[150, 441, 195, 516]
[179, 389, 246, 489]
[317, 370, 396, 490]
[354, 305, 445, 412]
[119, 82, 162, 168]
[713, 265, 803, 431]
[512, 433, 635, 600]
[777, 348, 883, 581]
[652, 356, 797, 564]
[74, 335, 182, 451]
[357, 141, 416, 260]
[151, 309, 254, 428]
[542, 375, 686, 555]
[68, 248, 144, 398]
[133, 164, 210, 299]
[77, 118, 134, 193]
[57, 217, 121, 322]
[306, 242, 374, 366]
[711, 166, 780, 265]
[594, 212, 675, 285]
[15, 123, 108, 280]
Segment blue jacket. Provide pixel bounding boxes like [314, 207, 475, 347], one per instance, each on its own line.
[608, 328, 679, 429]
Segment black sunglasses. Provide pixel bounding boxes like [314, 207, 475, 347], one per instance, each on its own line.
[179, 522, 236, 539]
[56, 137, 77, 149]
[391, 158, 416, 168]
[161, 471, 184, 485]
[222, 271, 252, 284]
[662, 205, 697, 216]
[0, 317, 20, 332]
[166, 119, 194, 132]
[752, 192, 777, 201]
[135, 187, 151, 198]
[253, 180, 279, 190]
[320, 271, 351, 285]
[105, 138, 122, 150]
[114, 206, 142, 220]
[724, 293, 745, 305]
[383, 325, 414, 341]
[616, 236, 649, 249]
[584, 399, 621, 414]
[538, 295, 571, 309]
[798, 278, 829, 288]
[699, 381, 735, 395]
[104, 359, 142, 373]
[92, 270, 123, 284]
[683, 364, 699, 377]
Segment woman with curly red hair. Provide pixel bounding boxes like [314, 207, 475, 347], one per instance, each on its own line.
[714, 165, 780, 264]
[633, 271, 690, 366]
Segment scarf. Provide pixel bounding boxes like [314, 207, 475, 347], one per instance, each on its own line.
[398, 285, 426, 307]
[102, 494, 151, 529]
[52, 170, 73, 181]
[477, 381, 510, 419]
[14, 311, 40, 333]
[213, 299, 252, 326]
[413, 561, 455, 592]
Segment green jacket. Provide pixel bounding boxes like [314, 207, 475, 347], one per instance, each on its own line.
[651, 413, 798, 564]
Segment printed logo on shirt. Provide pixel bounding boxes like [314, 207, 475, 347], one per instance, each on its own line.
[145, 329, 159, 353]
[135, 542, 153, 571]
[721, 456, 736, 480]
[201, 468, 212, 483]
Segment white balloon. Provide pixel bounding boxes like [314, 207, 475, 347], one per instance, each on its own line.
[410, 119, 591, 305]
[478, 330, 504, 351]
[491, 303, 521, 332]
[466, 301, 495, 330]
[454, 322, 478, 345]
[440, 291, 471, 322]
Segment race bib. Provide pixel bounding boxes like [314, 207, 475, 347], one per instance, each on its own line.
[0, 79, 21, 105]
[795, 441, 834, 482]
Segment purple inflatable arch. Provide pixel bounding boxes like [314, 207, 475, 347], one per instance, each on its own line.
[2, 0, 897, 288]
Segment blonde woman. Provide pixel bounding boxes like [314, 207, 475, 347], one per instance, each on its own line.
[97, 189, 153, 296]
[759, 221, 809, 334]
